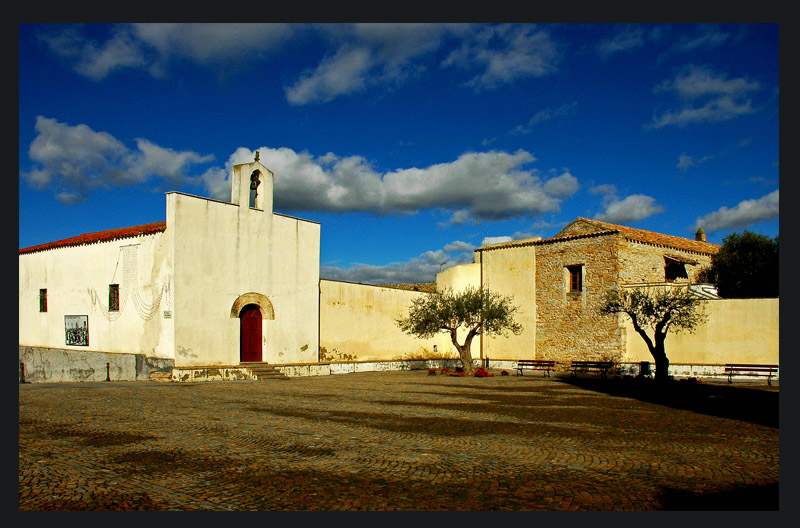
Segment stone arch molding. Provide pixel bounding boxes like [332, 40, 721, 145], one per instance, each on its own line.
[230, 293, 275, 320]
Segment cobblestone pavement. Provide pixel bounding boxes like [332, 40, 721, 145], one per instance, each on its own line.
[18, 371, 779, 511]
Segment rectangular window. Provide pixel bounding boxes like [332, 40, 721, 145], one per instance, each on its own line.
[567, 265, 583, 293]
[39, 289, 47, 312]
[109, 284, 120, 311]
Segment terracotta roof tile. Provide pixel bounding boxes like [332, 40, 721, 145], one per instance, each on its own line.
[19, 222, 167, 255]
[565, 217, 720, 255]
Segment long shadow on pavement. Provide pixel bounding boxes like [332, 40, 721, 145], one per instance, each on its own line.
[657, 483, 779, 511]
[556, 375, 778, 428]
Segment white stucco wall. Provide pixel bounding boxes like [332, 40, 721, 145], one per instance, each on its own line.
[319, 280, 453, 362]
[479, 245, 536, 361]
[167, 162, 320, 367]
[18, 230, 174, 359]
[621, 297, 779, 365]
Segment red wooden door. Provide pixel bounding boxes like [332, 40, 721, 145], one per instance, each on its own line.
[240, 305, 262, 362]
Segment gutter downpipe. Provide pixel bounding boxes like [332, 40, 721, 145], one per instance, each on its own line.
[479, 248, 484, 367]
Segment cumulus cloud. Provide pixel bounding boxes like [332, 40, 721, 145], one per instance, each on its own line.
[647, 65, 761, 129]
[20, 117, 580, 220]
[20, 116, 214, 204]
[321, 240, 476, 285]
[693, 190, 779, 232]
[206, 146, 578, 222]
[594, 194, 664, 224]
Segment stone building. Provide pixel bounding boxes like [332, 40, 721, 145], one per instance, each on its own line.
[438, 217, 722, 365]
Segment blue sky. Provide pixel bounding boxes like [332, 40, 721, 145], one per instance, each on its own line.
[19, 23, 779, 284]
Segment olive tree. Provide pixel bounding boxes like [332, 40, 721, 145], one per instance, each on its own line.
[396, 287, 522, 376]
[599, 286, 707, 382]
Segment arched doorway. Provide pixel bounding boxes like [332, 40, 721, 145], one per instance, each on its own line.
[240, 304, 262, 362]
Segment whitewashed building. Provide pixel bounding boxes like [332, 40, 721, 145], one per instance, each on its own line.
[19, 156, 320, 381]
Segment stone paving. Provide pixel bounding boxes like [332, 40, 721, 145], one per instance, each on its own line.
[18, 370, 779, 511]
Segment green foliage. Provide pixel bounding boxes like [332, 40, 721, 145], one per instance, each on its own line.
[600, 286, 707, 336]
[709, 231, 778, 298]
[396, 287, 523, 339]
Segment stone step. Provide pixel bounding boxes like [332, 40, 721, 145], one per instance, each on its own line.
[240, 362, 287, 380]
[149, 371, 173, 382]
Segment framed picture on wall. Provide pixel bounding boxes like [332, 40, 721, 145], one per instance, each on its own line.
[65, 315, 89, 346]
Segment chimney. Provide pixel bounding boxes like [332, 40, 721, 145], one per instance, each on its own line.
[695, 228, 706, 242]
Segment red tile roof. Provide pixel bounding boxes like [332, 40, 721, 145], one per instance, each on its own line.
[477, 217, 721, 256]
[19, 222, 167, 255]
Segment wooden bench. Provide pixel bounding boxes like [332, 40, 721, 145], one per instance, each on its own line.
[570, 360, 614, 379]
[725, 364, 778, 385]
[516, 359, 556, 377]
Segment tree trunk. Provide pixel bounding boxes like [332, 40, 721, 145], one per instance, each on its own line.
[650, 337, 670, 382]
[451, 330, 476, 376]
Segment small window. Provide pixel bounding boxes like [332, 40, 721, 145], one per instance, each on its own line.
[567, 265, 583, 293]
[664, 257, 689, 282]
[39, 289, 47, 312]
[109, 284, 120, 311]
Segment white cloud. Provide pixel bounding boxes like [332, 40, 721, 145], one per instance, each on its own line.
[670, 25, 732, 54]
[21, 118, 580, 220]
[208, 146, 578, 222]
[286, 46, 372, 105]
[35, 23, 565, 105]
[443, 240, 476, 253]
[648, 65, 761, 129]
[512, 102, 578, 135]
[442, 24, 560, 90]
[132, 23, 293, 63]
[594, 194, 664, 224]
[693, 190, 779, 232]
[482, 236, 513, 246]
[20, 116, 214, 204]
[677, 153, 713, 171]
[39, 26, 148, 81]
[596, 25, 647, 59]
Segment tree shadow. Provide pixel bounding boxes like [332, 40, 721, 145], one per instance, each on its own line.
[556, 376, 778, 428]
[657, 482, 779, 510]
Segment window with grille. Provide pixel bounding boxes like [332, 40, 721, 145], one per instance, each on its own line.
[567, 265, 583, 293]
[109, 284, 120, 311]
[39, 289, 47, 312]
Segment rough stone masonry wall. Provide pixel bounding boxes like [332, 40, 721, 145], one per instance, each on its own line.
[534, 234, 625, 364]
[617, 240, 715, 284]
